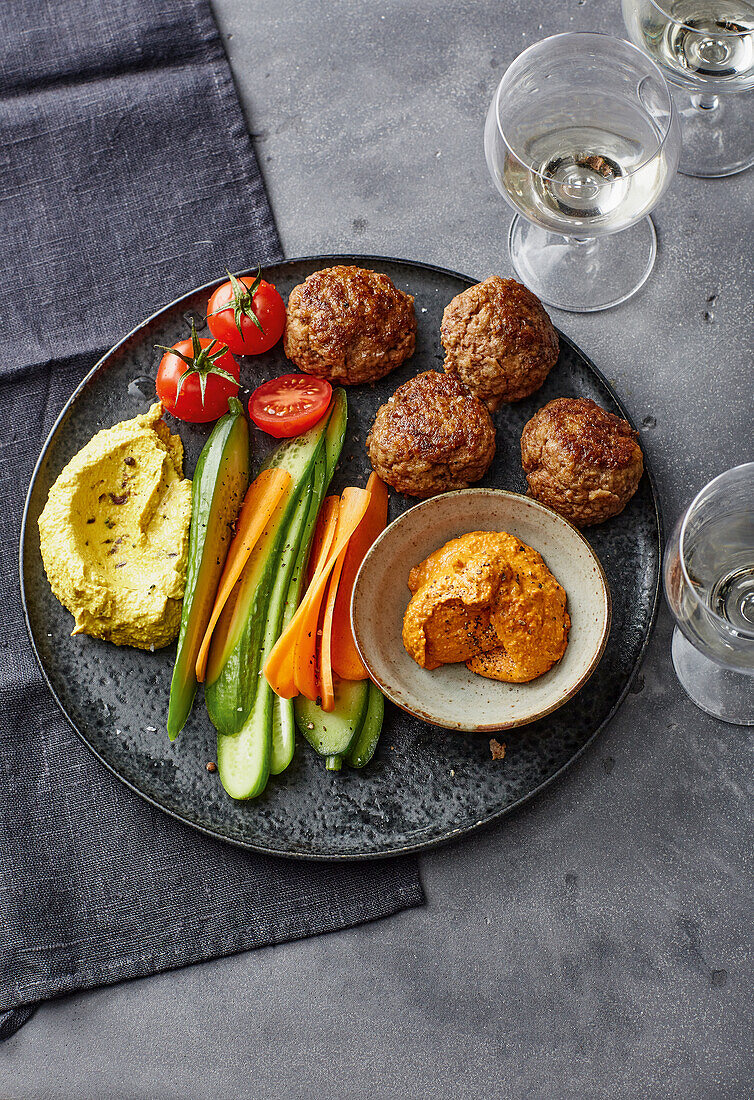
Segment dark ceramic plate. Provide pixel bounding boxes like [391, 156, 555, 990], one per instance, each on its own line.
[20, 256, 661, 860]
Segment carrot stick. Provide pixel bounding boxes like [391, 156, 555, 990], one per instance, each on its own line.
[331, 473, 389, 680]
[262, 497, 339, 698]
[262, 614, 300, 699]
[291, 488, 370, 700]
[307, 496, 339, 584]
[204, 511, 282, 688]
[290, 496, 339, 701]
[195, 468, 290, 682]
[265, 487, 370, 700]
[319, 546, 347, 711]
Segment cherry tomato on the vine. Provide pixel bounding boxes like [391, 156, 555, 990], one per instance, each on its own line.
[248, 374, 332, 438]
[155, 320, 239, 423]
[207, 268, 286, 356]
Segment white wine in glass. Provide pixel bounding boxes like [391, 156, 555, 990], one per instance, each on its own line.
[623, 0, 754, 176]
[501, 123, 676, 238]
[485, 33, 680, 313]
[664, 463, 754, 724]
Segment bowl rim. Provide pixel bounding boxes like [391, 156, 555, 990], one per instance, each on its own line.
[350, 488, 613, 733]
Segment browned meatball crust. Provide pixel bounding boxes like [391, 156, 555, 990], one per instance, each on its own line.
[521, 397, 644, 527]
[366, 372, 495, 498]
[441, 277, 559, 410]
[284, 265, 416, 385]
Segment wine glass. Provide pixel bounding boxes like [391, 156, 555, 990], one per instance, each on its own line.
[663, 464, 754, 725]
[623, 0, 754, 177]
[485, 33, 680, 314]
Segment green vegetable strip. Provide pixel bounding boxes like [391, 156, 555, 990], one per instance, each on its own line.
[270, 693, 295, 776]
[345, 682, 385, 768]
[167, 399, 248, 741]
[243, 472, 314, 774]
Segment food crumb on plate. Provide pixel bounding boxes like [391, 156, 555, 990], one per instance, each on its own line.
[489, 738, 506, 761]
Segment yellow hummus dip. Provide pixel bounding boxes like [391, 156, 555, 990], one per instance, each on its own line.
[38, 402, 192, 649]
[403, 531, 569, 683]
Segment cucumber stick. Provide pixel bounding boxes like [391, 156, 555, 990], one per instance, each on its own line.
[293, 679, 385, 772]
[233, 387, 347, 783]
[324, 388, 347, 482]
[205, 414, 330, 730]
[205, 470, 312, 726]
[167, 398, 249, 741]
[345, 682, 385, 768]
[209, 391, 348, 799]
[214, 472, 314, 794]
[270, 387, 346, 679]
[294, 678, 369, 771]
[270, 693, 296, 775]
[265, 453, 328, 774]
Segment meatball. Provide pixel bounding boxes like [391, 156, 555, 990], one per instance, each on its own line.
[284, 265, 416, 385]
[366, 371, 495, 498]
[520, 397, 644, 527]
[441, 277, 559, 410]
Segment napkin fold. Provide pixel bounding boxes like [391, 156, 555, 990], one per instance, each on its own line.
[0, 0, 423, 1039]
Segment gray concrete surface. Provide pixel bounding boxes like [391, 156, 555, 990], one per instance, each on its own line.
[2, 2, 752, 1097]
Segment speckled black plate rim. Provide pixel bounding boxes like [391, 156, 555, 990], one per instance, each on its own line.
[19, 253, 664, 861]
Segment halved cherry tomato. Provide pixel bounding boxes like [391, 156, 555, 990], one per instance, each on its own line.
[156, 320, 239, 423]
[207, 268, 286, 356]
[249, 374, 332, 438]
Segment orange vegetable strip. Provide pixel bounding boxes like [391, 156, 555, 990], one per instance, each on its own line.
[262, 497, 339, 698]
[263, 617, 300, 700]
[307, 496, 340, 584]
[265, 487, 370, 700]
[291, 587, 323, 701]
[290, 496, 338, 701]
[319, 546, 347, 711]
[204, 511, 282, 688]
[331, 473, 389, 680]
[291, 488, 370, 700]
[195, 468, 290, 683]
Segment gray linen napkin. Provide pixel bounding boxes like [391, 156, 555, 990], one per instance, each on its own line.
[0, 0, 423, 1039]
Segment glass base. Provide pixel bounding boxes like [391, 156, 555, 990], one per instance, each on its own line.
[672, 627, 754, 725]
[674, 90, 754, 178]
[507, 215, 656, 313]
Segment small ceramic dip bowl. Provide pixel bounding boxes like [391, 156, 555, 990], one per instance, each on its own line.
[351, 489, 611, 732]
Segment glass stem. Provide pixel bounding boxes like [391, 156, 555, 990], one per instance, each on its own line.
[691, 93, 720, 112]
